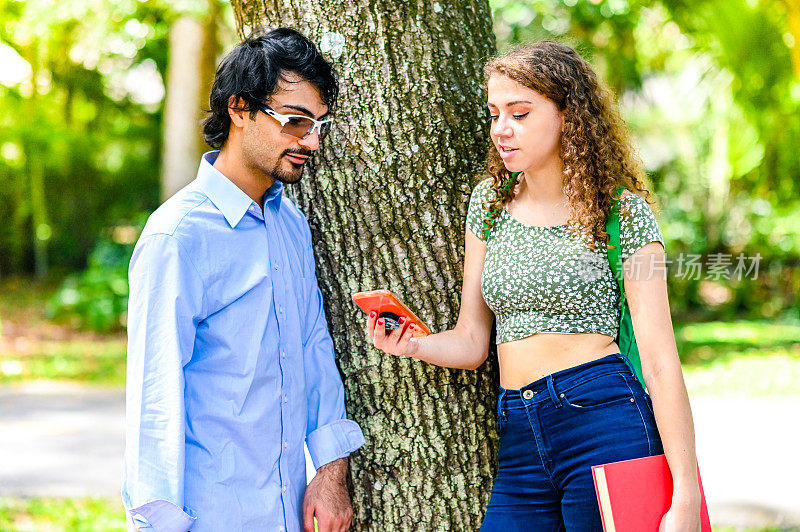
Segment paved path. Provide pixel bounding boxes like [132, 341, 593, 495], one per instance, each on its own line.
[1, 383, 798, 529]
[0, 382, 124, 498]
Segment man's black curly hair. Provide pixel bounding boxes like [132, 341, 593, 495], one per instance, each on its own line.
[202, 27, 338, 149]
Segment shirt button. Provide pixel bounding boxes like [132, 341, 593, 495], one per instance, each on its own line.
[279, 527, 285, 532]
[282, 486, 288, 493]
[274, 263, 279, 270]
[283, 395, 289, 403]
[281, 351, 286, 359]
[279, 306, 284, 313]
[284, 440, 289, 449]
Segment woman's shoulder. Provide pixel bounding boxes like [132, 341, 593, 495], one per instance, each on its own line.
[618, 187, 641, 203]
[615, 188, 663, 257]
[472, 177, 493, 197]
[466, 178, 496, 240]
[617, 188, 657, 216]
[467, 177, 494, 209]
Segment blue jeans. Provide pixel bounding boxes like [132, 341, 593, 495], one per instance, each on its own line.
[480, 354, 663, 531]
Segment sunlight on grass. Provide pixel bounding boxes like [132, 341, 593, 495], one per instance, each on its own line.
[683, 346, 800, 397]
[0, 496, 787, 532]
[0, 340, 126, 386]
[677, 319, 800, 397]
[0, 497, 126, 531]
[678, 319, 800, 345]
[715, 529, 794, 532]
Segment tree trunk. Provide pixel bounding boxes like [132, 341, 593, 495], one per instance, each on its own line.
[161, 15, 205, 200]
[197, 0, 226, 159]
[161, 1, 227, 201]
[231, 2, 498, 529]
[779, 0, 800, 79]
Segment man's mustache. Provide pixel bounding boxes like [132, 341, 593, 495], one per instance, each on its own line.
[283, 148, 313, 158]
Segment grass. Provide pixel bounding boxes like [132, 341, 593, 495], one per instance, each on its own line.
[0, 497, 126, 532]
[715, 529, 799, 532]
[675, 319, 800, 397]
[675, 319, 800, 365]
[0, 339, 126, 386]
[0, 278, 126, 386]
[0, 497, 791, 532]
[682, 345, 800, 397]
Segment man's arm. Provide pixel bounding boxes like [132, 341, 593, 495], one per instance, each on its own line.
[122, 233, 204, 532]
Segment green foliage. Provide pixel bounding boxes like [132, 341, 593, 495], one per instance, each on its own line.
[490, 0, 800, 321]
[0, 0, 184, 276]
[491, 0, 647, 93]
[0, 496, 126, 531]
[1, 0, 797, 323]
[46, 218, 143, 332]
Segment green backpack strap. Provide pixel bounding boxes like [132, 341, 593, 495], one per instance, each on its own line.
[606, 186, 647, 391]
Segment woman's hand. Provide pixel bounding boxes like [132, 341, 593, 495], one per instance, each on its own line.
[658, 496, 701, 532]
[366, 311, 418, 358]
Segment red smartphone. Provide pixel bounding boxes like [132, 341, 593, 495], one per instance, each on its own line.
[352, 289, 431, 337]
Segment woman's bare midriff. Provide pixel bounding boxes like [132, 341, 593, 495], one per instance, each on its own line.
[497, 332, 620, 389]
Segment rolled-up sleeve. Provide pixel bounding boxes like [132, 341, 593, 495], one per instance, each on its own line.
[122, 233, 204, 531]
[302, 240, 365, 470]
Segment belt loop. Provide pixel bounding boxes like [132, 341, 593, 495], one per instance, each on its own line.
[546, 375, 563, 408]
[616, 353, 636, 377]
[497, 389, 507, 423]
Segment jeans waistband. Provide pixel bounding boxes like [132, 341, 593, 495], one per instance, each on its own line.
[498, 353, 636, 409]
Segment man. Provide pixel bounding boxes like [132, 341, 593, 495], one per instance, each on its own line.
[122, 28, 364, 532]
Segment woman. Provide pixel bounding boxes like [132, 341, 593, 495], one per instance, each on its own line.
[367, 42, 701, 531]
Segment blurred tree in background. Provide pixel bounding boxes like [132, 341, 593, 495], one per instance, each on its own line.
[0, 0, 233, 278]
[1, 0, 797, 330]
[0, 0, 234, 329]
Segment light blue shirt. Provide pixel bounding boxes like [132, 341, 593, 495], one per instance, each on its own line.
[122, 151, 365, 532]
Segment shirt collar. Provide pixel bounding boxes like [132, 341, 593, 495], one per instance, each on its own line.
[195, 151, 263, 228]
[264, 180, 284, 211]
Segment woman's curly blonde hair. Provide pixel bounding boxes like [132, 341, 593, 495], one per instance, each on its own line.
[482, 41, 655, 249]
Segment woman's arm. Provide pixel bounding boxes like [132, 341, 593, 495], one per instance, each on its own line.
[624, 242, 701, 531]
[367, 230, 495, 370]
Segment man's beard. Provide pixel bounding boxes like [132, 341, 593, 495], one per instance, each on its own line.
[269, 149, 312, 184]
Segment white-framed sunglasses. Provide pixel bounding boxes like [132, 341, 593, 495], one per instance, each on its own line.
[259, 104, 333, 140]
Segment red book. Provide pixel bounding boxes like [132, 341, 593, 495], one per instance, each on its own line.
[592, 454, 712, 532]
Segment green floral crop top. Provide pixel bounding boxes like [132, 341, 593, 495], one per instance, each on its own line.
[466, 178, 664, 344]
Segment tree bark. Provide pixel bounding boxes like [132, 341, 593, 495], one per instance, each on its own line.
[231, 2, 498, 529]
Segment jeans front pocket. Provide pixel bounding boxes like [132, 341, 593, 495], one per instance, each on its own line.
[560, 372, 636, 410]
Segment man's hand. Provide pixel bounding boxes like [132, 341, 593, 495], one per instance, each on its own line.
[302, 457, 353, 532]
